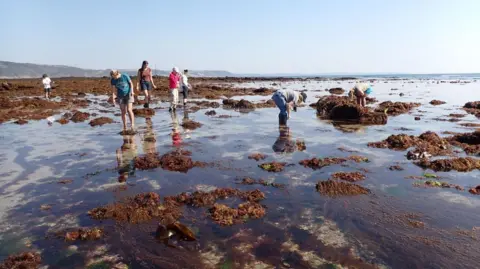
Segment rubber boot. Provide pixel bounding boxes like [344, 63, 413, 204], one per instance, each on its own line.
[279, 114, 287, 126]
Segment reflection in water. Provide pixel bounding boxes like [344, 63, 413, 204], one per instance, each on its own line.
[272, 126, 296, 153]
[143, 118, 157, 154]
[170, 111, 182, 146]
[116, 135, 137, 182]
[332, 121, 367, 133]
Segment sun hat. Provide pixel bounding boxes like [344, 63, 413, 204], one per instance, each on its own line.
[173, 67, 179, 73]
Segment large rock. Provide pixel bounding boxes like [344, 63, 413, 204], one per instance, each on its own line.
[375, 101, 421, 116]
[316, 96, 387, 125]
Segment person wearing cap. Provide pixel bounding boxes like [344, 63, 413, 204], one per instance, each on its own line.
[110, 70, 135, 131]
[271, 89, 307, 125]
[179, 69, 191, 106]
[137, 60, 156, 108]
[168, 67, 181, 112]
[349, 83, 372, 107]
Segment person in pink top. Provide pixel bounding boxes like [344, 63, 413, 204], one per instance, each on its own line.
[168, 67, 181, 112]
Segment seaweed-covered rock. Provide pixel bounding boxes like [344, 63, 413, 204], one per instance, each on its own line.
[316, 180, 370, 196]
[223, 99, 255, 109]
[329, 87, 345, 95]
[463, 101, 480, 118]
[0, 252, 42, 269]
[70, 111, 90, 122]
[258, 162, 287, 172]
[375, 101, 421, 116]
[430, 100, 446, 105]
[89, 117, 114, 127]
[447, 131, 480, 155]
[205, 110, 217, 116]
[416, 157, 480, 172]
[331, 172, 366, 182]
[316, 96, 387, 125]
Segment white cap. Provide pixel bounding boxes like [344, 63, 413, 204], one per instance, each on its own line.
[173, 67, 179, 73]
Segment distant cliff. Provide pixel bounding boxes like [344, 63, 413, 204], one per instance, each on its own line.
[0, 61, 233, 78]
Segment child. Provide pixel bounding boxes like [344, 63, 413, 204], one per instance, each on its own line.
[42, 74, 52, 99]
[180, 69, 191, 106]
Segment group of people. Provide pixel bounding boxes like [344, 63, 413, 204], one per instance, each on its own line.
[41, 61, 373, 131]
[109, 60, 191, 131]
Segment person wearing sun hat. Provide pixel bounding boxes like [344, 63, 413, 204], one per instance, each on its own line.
[349, 83, 372, 107]
[271, 89, 307, 126]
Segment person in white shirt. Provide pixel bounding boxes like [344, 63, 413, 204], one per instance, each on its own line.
[180, 69, 191, 106]
[42, 74, 52, 99]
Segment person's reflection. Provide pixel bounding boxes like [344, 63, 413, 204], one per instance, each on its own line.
[272, 126, 296, 153]
[182, 109, 192, 139]
[116, 135, 137, 183]
[143, 118, 157, 154]
[170, 110, 182, 146]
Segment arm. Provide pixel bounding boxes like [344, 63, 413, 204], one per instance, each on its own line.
[111, 85, 117, 105]
[128, 77, 134, 97]
[150, 70, 156, 88]
[136, 70, 141, 90]
[286, 103, 291, 118]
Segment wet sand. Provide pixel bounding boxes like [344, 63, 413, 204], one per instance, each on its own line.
[0, 77, 479, 268]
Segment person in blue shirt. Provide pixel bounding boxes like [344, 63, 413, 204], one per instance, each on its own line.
[110, 70, 135, 131]
[271, 89, 307, 126]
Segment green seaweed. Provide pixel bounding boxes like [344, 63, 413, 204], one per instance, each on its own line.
[423, 173, 438, 179]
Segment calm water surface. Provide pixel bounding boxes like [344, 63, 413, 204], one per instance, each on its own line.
[0, 79, 479, 268]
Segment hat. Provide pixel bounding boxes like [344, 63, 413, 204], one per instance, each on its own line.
[173, 67, 179, 73]
[300, 92, 307, 102]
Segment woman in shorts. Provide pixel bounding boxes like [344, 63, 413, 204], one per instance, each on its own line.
[137, 60, 156, 108]
[110, 70, 135, 131]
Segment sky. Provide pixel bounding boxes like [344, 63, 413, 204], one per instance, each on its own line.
[1, 0, 479, 74]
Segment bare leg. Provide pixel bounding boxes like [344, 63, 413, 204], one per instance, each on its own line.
[356, 96, 362, 106]
[361, 97, 366, 107]
[120, 104, 127, 130]
[144, 90, 150, 104]
[127, 103, 135, 129]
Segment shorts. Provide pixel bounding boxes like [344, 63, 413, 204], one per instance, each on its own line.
[181, 86, 189, 99]
[354, 88, 365, 97]
[44, 87, 51, 93]
[116, 95, 134, 105]
[140, 81, 152, 91]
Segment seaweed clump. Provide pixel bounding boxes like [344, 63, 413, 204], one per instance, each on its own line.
[89, 117, 114, 127]
[315, 96, 387, 125]
[299, 155, 368, 170]
[88, 192, 182, 224]
[134, 150, 203, 172]
[316, 180, 370, 196]
[258, 162, 287, 172]
[0, 252, 41, 269]
[375, 101, 421, 116]
[70, 111, 90, 122]
[181, 120, 203, 130]
[415, 157, 480, 172]
[331, 172, 366, 182]
[447, 131, 480, 156]
[248, 153, 267, 161]
[63, 227, 103, 241]
[368, 131, 451, 157]
[133, 108, 155, 117]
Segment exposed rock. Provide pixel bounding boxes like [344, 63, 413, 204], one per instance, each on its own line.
[13, 119, 28, 125]
[0, 252, 41, 269]
[181, 120, 203, 130]
[430, 100, 446, 105]
[248, 153, 267, 161]
[258, 162, 287, 172]
[447, 131, 480, 155]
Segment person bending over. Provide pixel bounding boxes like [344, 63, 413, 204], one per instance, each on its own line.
[110, 70, 135, 131]
[349, 83, 372, 107]
[271, 89, 307, 125]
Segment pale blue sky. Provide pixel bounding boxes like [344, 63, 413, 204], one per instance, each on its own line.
[1, 0, 479, 74]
